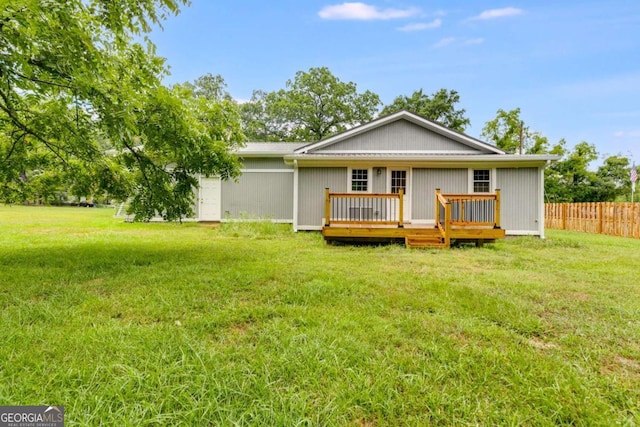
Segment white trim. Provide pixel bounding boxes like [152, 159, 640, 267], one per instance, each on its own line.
[348, 167, 373, 193]
[318, 150, 479, 155]
[240, 169, 294, 173]
[287, 154, 558, 165]
[293, 160, 299, 232]
[387, 167, 411, 222]
[538, 165, 545, 239]
[468, 168, 495, 193]
[297, 225, 323, 231]
[505, 230, 542, 236]
[491, 169, 498, 192]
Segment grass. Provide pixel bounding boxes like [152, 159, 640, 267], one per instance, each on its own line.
[0, 205, 639, 426]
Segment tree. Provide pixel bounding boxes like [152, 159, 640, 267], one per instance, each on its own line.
[241, 67, 381, 142]
[596, 155, 632, 201]
[179, 73, 233, 102]
[0, 0, 242, 220]
[543, 141, 617, 202]
[480, 108, 552, 154]
[380, 89, 470, 132]
[240, 90, 290, 142]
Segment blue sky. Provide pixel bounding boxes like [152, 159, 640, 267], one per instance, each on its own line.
[149, 1, 640, 164]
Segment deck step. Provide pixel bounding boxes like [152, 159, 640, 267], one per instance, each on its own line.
[405, 235, 448, 249]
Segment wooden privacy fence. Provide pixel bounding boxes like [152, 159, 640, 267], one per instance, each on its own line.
[545, 203, 640, 239]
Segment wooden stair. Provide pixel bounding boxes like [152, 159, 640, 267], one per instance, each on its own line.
[405, 234, 449, 249]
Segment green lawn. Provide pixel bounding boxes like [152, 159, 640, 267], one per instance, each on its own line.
[1, 205, 639, 426]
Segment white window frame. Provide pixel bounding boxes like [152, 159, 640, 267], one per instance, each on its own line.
[349, 167, 372, 193]
[468, 168, 496, 193]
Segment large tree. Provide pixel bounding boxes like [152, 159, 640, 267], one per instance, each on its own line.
[596, 155, 633, 201]
[0, 0, 243, 220]
[380, 89, 470, 132]
[481, 108, 549, 154]
[543, 141, 622, 202]
[241, 67, 381, 142]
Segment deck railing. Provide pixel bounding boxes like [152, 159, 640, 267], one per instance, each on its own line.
[436, 189, 501, 228]
[324, 188, 501, 232]
[324, 188, 404, 226]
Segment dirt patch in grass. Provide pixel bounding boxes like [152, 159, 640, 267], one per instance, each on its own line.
[569, 292, 590, 302]
[527, 337, 558, 350]
[601, 355, 640, 377]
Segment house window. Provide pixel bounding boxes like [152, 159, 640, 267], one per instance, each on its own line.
[391, 170, 406, 194]
[473, 169, 491, 193]
[351, 169, 368, 192]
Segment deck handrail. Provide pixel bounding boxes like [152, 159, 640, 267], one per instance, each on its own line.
[436, 189, 501, 228]
[435, 190, 451, 247]
[325, 188, 404, 226]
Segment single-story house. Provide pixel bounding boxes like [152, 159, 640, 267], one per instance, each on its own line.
[193, 111, 557, 245]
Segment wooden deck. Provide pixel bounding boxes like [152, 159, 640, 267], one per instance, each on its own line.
[322, 223, 505, 248]
[322, 189, 506, 248]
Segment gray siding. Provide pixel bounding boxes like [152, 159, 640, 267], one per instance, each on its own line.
[317, 120, 480, 153]
[222, 172, 294, 220]
[412, 169, 467, 220]
[298, 167, 347, 227]
[372, 167, 387, 193]
[239, 157, 291, 170]
[496, 168, 540, 232]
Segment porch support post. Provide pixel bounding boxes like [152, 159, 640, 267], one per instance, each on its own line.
[324, 188, 331, 227]
[398, 189, 404, 227]
[495, 189, 501, 228]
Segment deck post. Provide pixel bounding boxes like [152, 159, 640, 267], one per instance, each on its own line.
[495, 189, 501, 228]
[324, 188, 330, 227]
[398, 189, 404, 227]
[444, 201, 451, 247]
[435, 189, 441, 225]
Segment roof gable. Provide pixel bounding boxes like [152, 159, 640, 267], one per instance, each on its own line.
[295, 110, 504, 155]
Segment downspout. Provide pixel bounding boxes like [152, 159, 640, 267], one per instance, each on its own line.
[539, 161, 548, 238]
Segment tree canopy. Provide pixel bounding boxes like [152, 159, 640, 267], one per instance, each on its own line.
[0, 0, 243, 220]
[241, 67, 381, 142]
[480, 108, 550, 154]
[380, 89, 470, 132]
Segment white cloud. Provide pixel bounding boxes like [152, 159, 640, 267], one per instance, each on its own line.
[318, 2, 420, 20]
[469, 7, 523, 21]
[432, 37, 483, 49]
[397, 19, 441, 32]
[463, 37, 484, 45]
[432, 37, 456, 49]
[614, 131, 640, 138]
